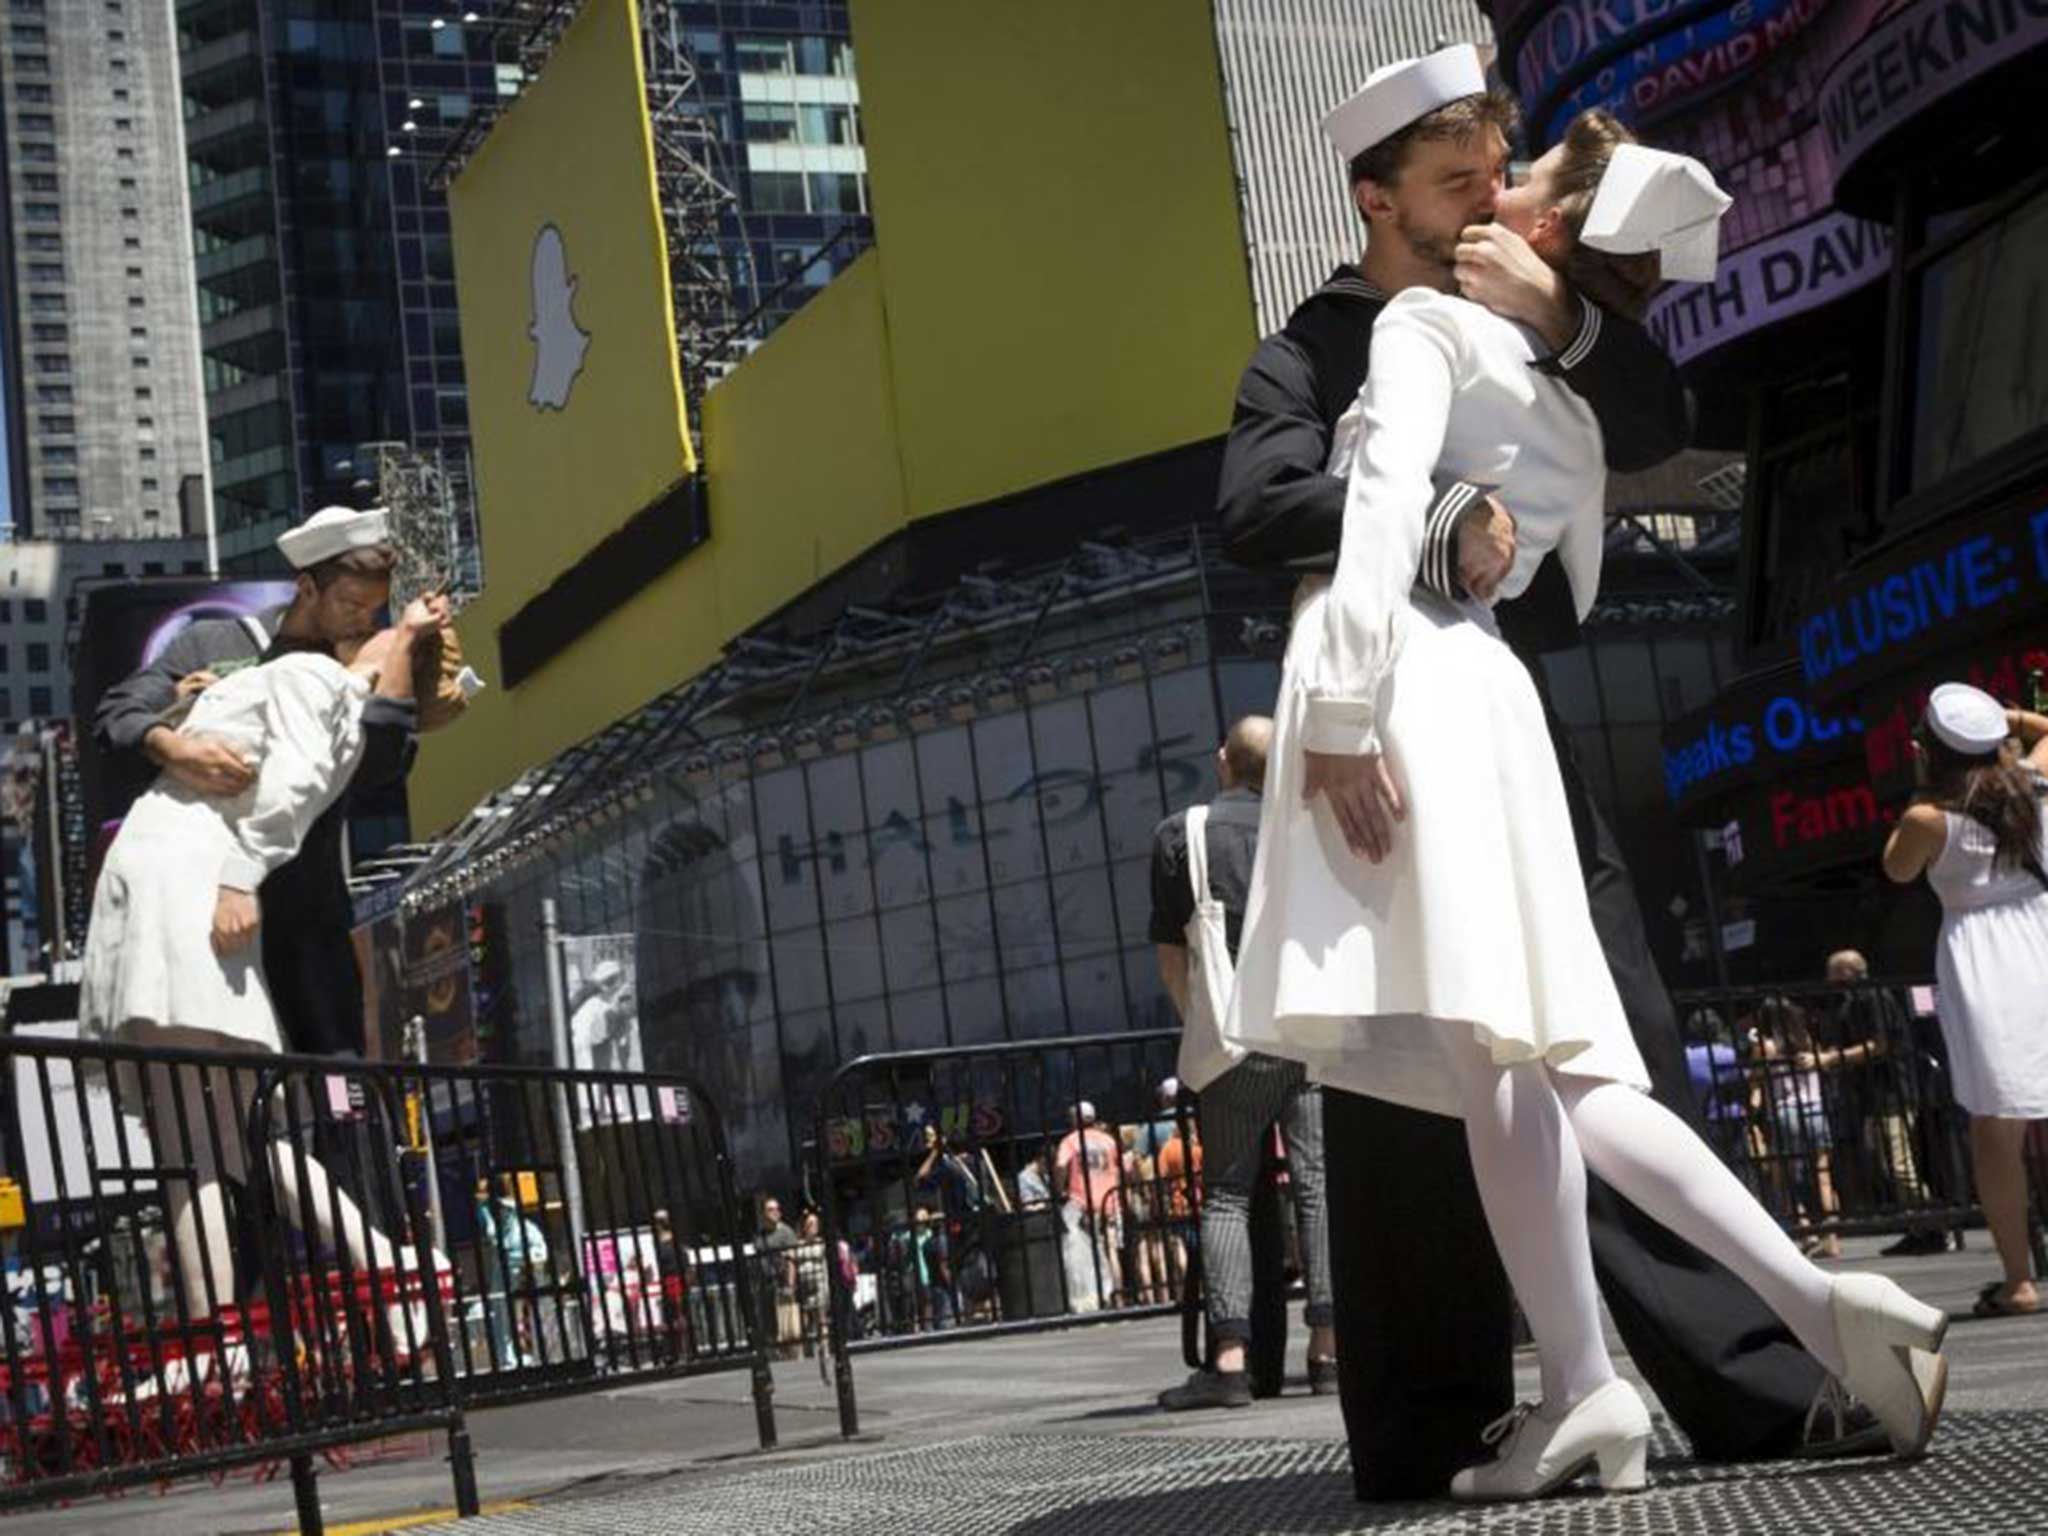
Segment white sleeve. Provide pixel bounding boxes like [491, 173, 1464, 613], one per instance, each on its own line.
[1301, 294, 1464, 755]
[218, 663, 355, 891]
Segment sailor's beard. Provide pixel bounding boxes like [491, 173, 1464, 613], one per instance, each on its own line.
[1396, 208, 1466, 290]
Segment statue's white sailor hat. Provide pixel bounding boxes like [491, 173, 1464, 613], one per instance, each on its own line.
[276, 505, 393, 570]
[1321, 45, 1486, 164]
[1924, 682, 2009, 755]
[1580, 143, 1733, 283]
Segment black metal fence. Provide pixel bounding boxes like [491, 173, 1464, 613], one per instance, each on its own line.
[0, 1034, 773, 1529]
[810, 1030, 1223, 1436]
[1674, 979, 2048, 1266]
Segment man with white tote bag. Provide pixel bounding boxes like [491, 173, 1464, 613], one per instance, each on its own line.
[1151, 718, 1337, 1410]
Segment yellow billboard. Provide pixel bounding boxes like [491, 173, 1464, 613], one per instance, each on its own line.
[447, 0, 694, 609]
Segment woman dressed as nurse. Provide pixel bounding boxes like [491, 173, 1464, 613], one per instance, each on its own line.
[1225, 111, 1949, 1501]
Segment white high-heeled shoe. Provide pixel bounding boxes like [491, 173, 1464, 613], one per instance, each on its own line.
[1830, 1272, 1948, 1457]
[1450, 1378, 1652, 1502]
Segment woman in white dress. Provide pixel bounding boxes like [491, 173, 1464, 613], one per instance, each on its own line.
[81, 602, 458, 1339]
[1225, 111, 1948, 1500]
[1883, 683, 2048, 1318]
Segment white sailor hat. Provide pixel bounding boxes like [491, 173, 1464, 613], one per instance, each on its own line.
[276, 505, 393, 570]
[1074, 1099, 1097, 1125]
[1924, 682, 2009, 755]
[1321, 44, 1486, 165]
[1580, 143, 1733, 283]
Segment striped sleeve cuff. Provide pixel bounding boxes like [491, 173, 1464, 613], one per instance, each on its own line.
[1421, 481, 1483, 599]
[1552, 298, 1601, 372]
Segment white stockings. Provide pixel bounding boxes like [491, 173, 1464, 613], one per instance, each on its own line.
[1444, 1034, 1846, 1411]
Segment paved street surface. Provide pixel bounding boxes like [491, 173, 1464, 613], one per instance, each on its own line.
[6, 1237, 2045, 1533]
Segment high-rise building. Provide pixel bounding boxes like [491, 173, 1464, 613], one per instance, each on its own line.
[0, 0, 212, 544]
[677, 3, 871, 362]
[177, 1, 514, 577]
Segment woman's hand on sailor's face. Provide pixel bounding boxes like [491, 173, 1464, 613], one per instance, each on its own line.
[1303, 750, 1406, 863]
[399, 592, 452, 638]
[212, 886, 261, 956]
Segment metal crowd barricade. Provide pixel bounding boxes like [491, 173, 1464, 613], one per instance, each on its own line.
[0, 1034, 773, 1531]
[810, 1029, 1210, 1437]
[1675, 978, 2047, 1268]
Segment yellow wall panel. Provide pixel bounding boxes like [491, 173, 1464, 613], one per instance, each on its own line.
[447, 0, 693, 614]
[851, 0, 1255, 520]
[409, 256, 905, 833]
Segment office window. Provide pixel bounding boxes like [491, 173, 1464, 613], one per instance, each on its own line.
[24, 201, 59, 220]
[17, 142, 55, 164]
[107, 28, 125, 41]
[750, 171, 806, 213]
[27, 263, 63, 283]
[25, 233, 60, 252]
[120, 206, 139, 219]
[10, 26, 48, 46]
[30, 324, 65, 342]
[34, 385, 69, 403]
[735, 36, 793, 73]
[38, 415, 72, 433]
[29, 688, 51, 719]
[0, 602, 11, 622]
[134, 386, 151, 399]
[28, 295, 65, 314]
[115, 139, 133, 152]
[27, 643, 48, 674]
[114, 117, 131, 131]
[123, 236, 140, 249]
[23, 174, 56, 192]
[139, 446, 156, 461]
[41, 477, 76, 497]
[143, 562, 164, 576]
[131, 355, 150, 368]
[40, 446, 74, 465]
[17, 112, 53, 132]
[101, 562, 125, 577]
[140, 477, 158, 492]
[136, 414, 154, 430]
[33, 354, 68, 373]
[127, 295, 146, 309]
[0, 649, 7, 672]
[14, 52, 46, 73]
[24, 601, 45, 623]
[129, 325, 148, 339]
[110, 58, 127, 73]
[119, 177, 137, 191]
[125, 266, 142, 279]
[16, 83, 50, 102]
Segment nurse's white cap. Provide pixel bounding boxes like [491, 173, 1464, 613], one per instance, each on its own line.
[1321, 45, 1486, 164]
[276, 505, 394, 570]
[1580, 143, 1733, 283]
[1924, 682, 2009, 755]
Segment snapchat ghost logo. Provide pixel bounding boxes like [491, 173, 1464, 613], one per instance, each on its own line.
[527, 223, 590, 411]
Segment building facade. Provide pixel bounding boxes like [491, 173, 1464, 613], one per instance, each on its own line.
[0, 0, 211, 543]
[177, 0, 511, 575]
[676, 1, 871, 356]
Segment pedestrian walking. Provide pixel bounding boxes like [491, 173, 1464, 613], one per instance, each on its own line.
[1882, 684, 2048, 1318]
[1152, 717, 1336, 1411]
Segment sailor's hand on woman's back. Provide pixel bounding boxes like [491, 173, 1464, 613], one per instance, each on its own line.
[1304, 750, 1406, 864]
[212, 885, 260, 955]
[146, 725, 255, 797]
